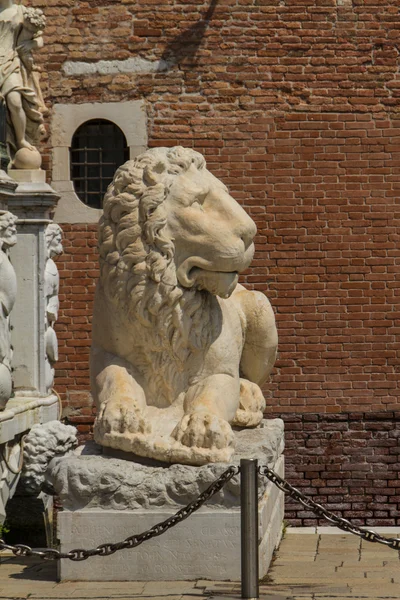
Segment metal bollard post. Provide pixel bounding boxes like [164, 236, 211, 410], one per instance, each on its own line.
[240, 458, 259, 600]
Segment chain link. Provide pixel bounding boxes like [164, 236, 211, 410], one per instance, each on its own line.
[258, 465, 400, 551]
[2, 462, 399, 561]
[0, 465, 239, 561]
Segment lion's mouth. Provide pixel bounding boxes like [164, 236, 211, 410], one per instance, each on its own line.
[177, 257, 242, 298]
[190, 268, 239, 298]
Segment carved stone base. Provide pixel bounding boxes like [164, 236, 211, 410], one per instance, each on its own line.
[51, 419, 285, 581]
[48, 419, 284, 510]
[0, 394, 59, 523]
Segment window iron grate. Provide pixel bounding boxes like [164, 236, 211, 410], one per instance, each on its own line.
[70, 119, 129, 209]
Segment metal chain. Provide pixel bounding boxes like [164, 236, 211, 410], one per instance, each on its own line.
[0, 465, 239, 561]
[3, 461, 399, 561]
[259, 465, 400, 551]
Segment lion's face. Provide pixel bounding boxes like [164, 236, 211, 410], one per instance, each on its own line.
[165, 163, 256, 299]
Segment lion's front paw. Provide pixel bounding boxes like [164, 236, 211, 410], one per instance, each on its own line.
[231, 379, 266, 427]
[95, 400, 151, 437]
[172, 412, 234, 450]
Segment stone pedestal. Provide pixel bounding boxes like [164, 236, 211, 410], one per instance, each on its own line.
[6, 171, 60, 396]
[0, 169, 61, 525]
[49, 419, 285, 581]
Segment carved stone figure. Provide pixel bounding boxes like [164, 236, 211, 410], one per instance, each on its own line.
[21, 421, 78, 494]
[0, 210, 17, 409]
[0, 0, 47, 169]
[91, 147, 278, 465]
[48, 420, 284, 511]
[44, 223, 62, 392]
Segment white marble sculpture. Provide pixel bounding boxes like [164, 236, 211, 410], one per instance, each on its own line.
[44, 223, 63, 392]
[0, 0, 47, 169]
[48, 420, 284, 511]
[0, 210, 17, 409]
[91, 147, 278, 465]
[21, 421, 78, 494]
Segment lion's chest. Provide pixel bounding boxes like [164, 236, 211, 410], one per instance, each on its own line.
[140, 295, 244, 406]
[188, 296, 244, 381]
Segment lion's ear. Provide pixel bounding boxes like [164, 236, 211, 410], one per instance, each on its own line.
[143, 162, 167, 186]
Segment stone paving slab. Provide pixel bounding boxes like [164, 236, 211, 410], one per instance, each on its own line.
[1, 531, 400, 599]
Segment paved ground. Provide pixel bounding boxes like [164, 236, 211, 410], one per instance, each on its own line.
[1, 528, 400, 599]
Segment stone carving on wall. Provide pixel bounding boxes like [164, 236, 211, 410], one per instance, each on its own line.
[44, 223, 63, 393]
[0, 210, 17, 409]
[91, 147, 278, 466]
[0, 1, 47, 170]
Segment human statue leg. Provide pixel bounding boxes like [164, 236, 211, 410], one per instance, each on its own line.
[6, 91, 34, 151]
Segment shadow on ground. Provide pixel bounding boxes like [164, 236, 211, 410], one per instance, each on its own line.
[3, 556, 56, 581]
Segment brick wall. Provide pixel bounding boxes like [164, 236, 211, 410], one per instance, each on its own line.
[261, 113, 400, 414]
[55, 113, 400, 419]
[38, 0, 400, 511]
[56, 225, 98, 437]
[273, 412, 400, 526]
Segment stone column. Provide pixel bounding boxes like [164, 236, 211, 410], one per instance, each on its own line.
[0, 3, 63, 528]
[0, 172, 60, 524]
[7, 172, 60, 397]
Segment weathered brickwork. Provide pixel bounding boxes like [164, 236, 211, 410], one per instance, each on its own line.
[56, 225, 98, 436]
[262, 113, 400, 414]
[273, 412, 400, 526]
[34, 2, 400, 451]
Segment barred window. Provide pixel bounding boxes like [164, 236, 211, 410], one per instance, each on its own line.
[70, 119, 129, 209]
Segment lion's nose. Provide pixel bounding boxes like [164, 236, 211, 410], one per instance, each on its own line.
[238, 218, 257, 250]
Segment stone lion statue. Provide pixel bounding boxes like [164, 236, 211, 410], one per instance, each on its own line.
[91, 146, 278, 465]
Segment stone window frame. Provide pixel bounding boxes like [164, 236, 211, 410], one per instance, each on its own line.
[51, 101, 147, 224]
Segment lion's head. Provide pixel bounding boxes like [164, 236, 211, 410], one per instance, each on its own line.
[99, 146, 256, 364]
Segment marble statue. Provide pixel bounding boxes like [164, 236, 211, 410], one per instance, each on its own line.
[21, 421, 78, 494]
[44, 223, 62, 392]
[0, 0, 47, 169]
[0, 210, 17, 409]
[91, 147, 278, 466]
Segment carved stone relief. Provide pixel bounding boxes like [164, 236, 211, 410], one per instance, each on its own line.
[0, 210, 17, 409]
[44, 223, 63, 393]
[21, 420, 78, 494]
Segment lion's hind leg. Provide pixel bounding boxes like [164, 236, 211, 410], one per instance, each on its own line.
[231, 379, 266, 427]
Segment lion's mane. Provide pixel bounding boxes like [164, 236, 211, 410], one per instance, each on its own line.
[99, 147, 220, 401]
